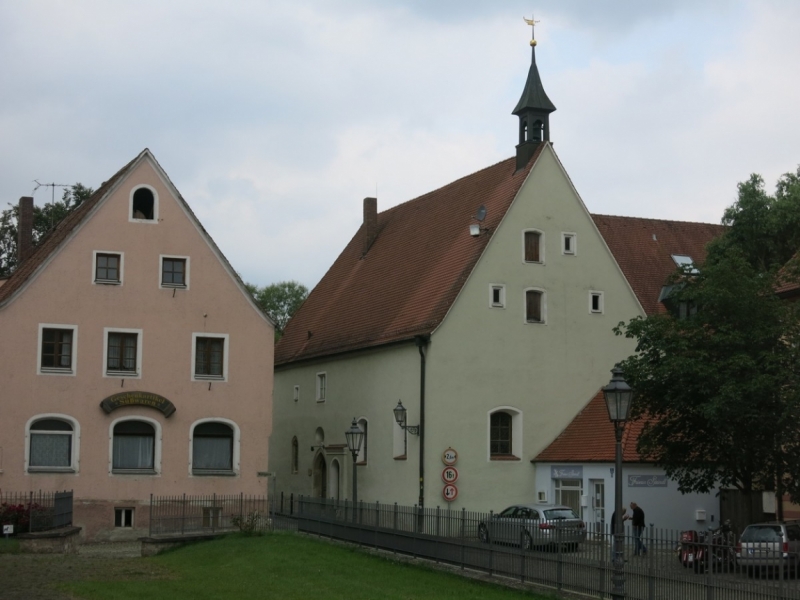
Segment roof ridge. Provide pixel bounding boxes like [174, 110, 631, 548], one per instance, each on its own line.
[591, 213, 723, 227]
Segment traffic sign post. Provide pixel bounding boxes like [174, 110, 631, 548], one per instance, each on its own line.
[442, 447, 458, 465]
[443, 483, 458, 502]
[441, 466, 459, 484]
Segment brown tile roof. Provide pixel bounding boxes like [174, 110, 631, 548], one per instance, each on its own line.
[534, 390, 648, 463]
[776, 252, 800, 298]
[275, 148, 544, 366]
[591, 215, 724, 315]
[0, 153, 140, 307]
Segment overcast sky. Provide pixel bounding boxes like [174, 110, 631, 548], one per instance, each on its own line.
[2, 1, 798, 288]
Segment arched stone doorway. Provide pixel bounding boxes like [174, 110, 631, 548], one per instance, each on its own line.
[312, 453, 327, 498]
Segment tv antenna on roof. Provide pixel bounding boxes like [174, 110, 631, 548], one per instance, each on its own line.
[32, 180, 70, 204]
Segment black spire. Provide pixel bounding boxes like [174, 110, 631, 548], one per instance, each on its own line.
[513, 18, 556, 171]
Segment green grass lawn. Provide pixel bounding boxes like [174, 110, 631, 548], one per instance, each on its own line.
[0, 537, 20, 554]
[64, 533, 553, 599]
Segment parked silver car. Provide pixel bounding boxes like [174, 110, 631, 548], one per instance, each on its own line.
[736, 522, 800, 574]
[477, 504, 587, 550]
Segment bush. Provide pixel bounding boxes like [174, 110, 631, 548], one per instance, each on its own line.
[231, 511, 269, 536]
[0, 502, 51, 534]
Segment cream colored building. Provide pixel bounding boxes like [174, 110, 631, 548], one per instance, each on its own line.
[270, 39, 721, 513]
[0, 149, 274, 540]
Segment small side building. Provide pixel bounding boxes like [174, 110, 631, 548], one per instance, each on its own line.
[0, 149, 275, 541]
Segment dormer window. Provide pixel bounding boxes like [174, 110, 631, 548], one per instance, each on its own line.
[671, 254, 699, 274]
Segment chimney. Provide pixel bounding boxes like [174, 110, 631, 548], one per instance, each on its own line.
[17, 196, 34, 267]
[362, 197, 377, 256]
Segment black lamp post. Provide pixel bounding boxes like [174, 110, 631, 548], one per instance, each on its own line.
[603, 365, 634, 600]
[344, 418, 365, 510]
[393, 400, 419, 456]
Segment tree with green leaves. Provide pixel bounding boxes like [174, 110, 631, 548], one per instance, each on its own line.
[246, 280, 309, 340]
[0, 183, 94, 277]
[614, 168, 800, 519]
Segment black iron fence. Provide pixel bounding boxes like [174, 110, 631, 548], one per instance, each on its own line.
[148, 493, 270, 536]
[0, 490, 73, 533]
[273, 494, 800, 600]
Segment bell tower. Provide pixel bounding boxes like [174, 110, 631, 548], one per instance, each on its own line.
[513, 17, 556, 171]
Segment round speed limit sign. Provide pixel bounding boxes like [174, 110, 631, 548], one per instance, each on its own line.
[441, 466, 459, 484]
[443, 484, 458, 502]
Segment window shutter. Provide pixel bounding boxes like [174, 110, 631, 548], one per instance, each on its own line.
[525, 231, 540, 262]
[526, 291, 542, 322]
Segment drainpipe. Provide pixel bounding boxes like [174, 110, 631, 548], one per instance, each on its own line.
[415, 335, 429, 510]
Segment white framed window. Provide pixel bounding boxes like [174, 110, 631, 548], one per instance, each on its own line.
[189, 418, 240, 476]
[316, 372, 327, 402]
[357, 417, 368, 465]
[191, 333, 229, 381]
[103, 328, 142, 378]
[589, 291, 604, 314]
[562, 233, 577, 255]
[487, 407, 522, 461]
[37, 323, 77, 376]
[524, 288, 546, 324]
[109, 416, 161, 475]
[129, 184, 159, 223]
[489, 284, 506, 308]
[159, 255, 190, 290]
[115, 508, 134, 528]
[293, 385, 300, 402]
[25, 414, 80, 473]
[522, 229, 544, 264]
[92, 251, 124, 285]
[554, 478, 584, 519]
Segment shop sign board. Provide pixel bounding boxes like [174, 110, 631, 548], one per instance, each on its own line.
[628, 474, 668, 488]
[551, 465, 583, 479]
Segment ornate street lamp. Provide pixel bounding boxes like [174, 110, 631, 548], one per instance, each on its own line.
[603, 365, 634, 600]
[393, 400, 419, 457]
[344, 418, 365, 509]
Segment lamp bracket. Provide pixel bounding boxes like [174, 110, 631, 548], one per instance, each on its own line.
[402, 424, 420, 435]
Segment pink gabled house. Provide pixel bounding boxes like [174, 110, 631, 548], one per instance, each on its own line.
[0, 149, 274, 541]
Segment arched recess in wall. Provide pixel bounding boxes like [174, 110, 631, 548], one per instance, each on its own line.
[329, 458, 340, 500]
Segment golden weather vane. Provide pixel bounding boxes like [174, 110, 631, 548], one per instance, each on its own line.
[523, 15, 539, 46]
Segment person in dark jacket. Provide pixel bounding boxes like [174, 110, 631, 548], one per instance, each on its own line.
[625, 501, 647, 555]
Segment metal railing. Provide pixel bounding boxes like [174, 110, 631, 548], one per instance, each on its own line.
[148, 493, 270, 536]
[0, 490, 73, 533]
[273, 494, 800, 600]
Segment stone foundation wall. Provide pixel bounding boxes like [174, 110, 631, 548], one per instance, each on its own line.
[74, 498, 151, 542]
[17, 527, 81, 554]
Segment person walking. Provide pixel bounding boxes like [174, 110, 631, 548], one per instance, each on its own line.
[626, 501, 647, 555]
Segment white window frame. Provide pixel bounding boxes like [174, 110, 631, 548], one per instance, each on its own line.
[522, 229, 545, 265]
[25, 414, 80, 473]
[159, 254, 190, 290]
[487, 407, 523, 462]
[103, 327, 143, 378]
[114, 508, 134, 528]
[316, 372, 327, 402]
[128, 184, 159, 224]
[489, 284, 506, 309]
[523, 288, 547, 325]
[554, 478, 585, 519]
[37, 323, 78, 376]
[589, 291, 605, 314]
[191, 333, 229, 382]
[562, 232, 577, 256]
[92, 250, 124, 286]
[293, 385, 300, 402]
[188, 418, 240, 477]
[108, 416, 162, 476]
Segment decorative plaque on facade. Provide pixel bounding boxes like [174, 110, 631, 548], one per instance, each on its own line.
[99, 391, 176, 417]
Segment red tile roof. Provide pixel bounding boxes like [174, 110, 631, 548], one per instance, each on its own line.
[776, 252, 800, 298]
[0, 154, 139, 307]
[591, 215, 724, 315]
[275, 148, 544, 365]
[534, 390, 648, 463]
